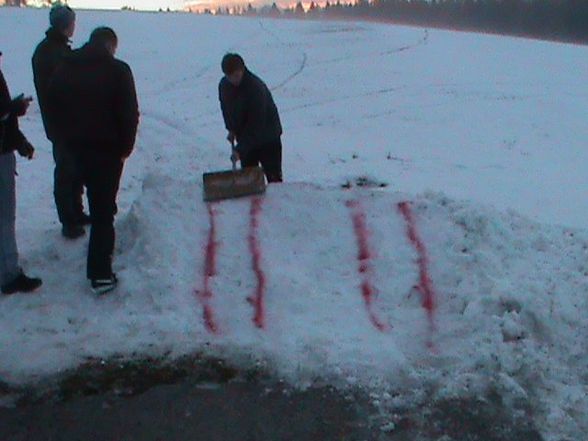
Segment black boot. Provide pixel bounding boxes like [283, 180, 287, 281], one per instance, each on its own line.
[1, 273, 43, 295]
[62, 224, 86, 239]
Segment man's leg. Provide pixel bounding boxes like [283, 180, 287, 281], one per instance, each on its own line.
[259, 138, 283, 183]
[0, 152, 42, 294]
[240, 148, 261, 169]
[53, 142, 85, 227]
[84, 156, 123, 280]
[0, 152, 20, 286]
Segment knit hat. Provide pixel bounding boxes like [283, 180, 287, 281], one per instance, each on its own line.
[49, 4, 75, 31]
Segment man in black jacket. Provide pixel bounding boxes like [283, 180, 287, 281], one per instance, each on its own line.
[32, 4, 86, 239]
[219, 53, 283, 183]
[47, 28, 139, 295]
[0, 52, 42, 295]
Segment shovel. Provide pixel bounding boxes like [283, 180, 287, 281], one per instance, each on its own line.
[202, 142, 266, 202]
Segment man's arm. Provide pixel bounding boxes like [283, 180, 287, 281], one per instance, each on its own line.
[44, 65, 68, 143]
[0, 71, 11, 120]
[219, 79, 235, 133]
[0, 70, 28, 152]
[115, 62, 139, 158]
[235, 83, 267, 155]
[31, 47, 53, 114]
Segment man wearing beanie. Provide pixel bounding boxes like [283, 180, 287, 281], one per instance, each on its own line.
[32, 3, 88, 240]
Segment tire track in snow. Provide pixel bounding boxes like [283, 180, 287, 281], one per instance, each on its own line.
[142, 110, 215, 148]
[281, 86, 407, 113]
[271, 53, 308, 92]
[265, 26, 427, 113]
[258, 20, 308, 92]
[152, 30, 265, 96]
[154, 63, 214, 96]
[380, 29, 429, 56]
[312, 29, 429, 66]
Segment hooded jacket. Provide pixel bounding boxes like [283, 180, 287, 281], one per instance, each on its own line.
[219, 69, 282, 155]
[32, 27, 72, 141]
[0, 68, 25, 155]
[47, 43, 139, 158]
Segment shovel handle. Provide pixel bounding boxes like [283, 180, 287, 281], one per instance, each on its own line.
[231, 140, 237, 172]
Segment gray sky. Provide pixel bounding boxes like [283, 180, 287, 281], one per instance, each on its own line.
[68, 0, 186, 10]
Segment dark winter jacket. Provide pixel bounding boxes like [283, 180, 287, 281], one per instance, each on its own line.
[0, 69, 25, 155]
[219, 69, 282, 155]
[32, 27, 72, 141]
[47, 43, 139, 158]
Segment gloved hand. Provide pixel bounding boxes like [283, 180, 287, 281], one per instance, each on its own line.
[230, 148, 240, 163]
[11, 95, 33, 117]
[17, 139, 34, 160]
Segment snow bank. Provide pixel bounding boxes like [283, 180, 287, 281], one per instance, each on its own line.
[4, 176, 588, 438]
[1, 8, 587, 439]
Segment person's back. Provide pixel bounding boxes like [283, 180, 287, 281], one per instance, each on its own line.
[49, 43, 138, 157]
[32, 5, 88, 239]
[32, 28, 71, 137]
[47, 28, 139, 295]
[32, 4, 75, 140]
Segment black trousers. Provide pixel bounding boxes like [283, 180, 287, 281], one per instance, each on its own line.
[53, 142, 85, 226]
[241, 138, 283, 183]
[73, 151, 123, 280]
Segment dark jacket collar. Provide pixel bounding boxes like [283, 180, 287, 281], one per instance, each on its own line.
[45, 27, 70, 45]
[241, 69, 253, 85]
[68, 43, 113, 65]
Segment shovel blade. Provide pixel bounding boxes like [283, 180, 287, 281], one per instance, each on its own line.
[203, 166, 266, 202]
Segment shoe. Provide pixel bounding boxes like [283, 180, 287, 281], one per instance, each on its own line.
[91, 274, 118, 295]
[1, 273, 42, 295]
[77, 213, 92, 226]
[62, 224, 85, 239]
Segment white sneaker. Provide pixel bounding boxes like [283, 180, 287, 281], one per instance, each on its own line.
[91, 274, 118, 295]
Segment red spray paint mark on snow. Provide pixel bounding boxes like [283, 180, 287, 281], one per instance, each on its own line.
[198, 203, 219, 334]
[248, 197, 266, 329]
[346, 200, 389, 332]
[397, 201, 437, 345]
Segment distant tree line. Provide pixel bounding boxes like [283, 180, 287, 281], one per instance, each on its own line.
[4, 0, 587, 43]
[211, 0, 588, 43]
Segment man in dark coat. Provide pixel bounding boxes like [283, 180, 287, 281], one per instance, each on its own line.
[0, 52, 42, 295]
[218, 53, 283, 183]
[32, 4, 87, 239]
[47, 28, 139, 295]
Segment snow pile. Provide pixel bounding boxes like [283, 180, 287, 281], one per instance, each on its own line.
[0, 8, 587, 439]
[4, 176, 588, 437]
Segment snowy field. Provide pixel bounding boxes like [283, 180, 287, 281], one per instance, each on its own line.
[1, 8, 588, 439]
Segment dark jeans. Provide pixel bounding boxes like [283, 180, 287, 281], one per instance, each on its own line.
[241, 138, 283, 183]
[74, 151, 123, 280]
[0, 152, 20, 286]
[53, 143, 85, 226]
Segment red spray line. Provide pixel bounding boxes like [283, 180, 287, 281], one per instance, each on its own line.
[197, 203, 219, 334]
[346, 200, 389, 332]
[248, 197, 266, 329]
[397, 201, 437, 343]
